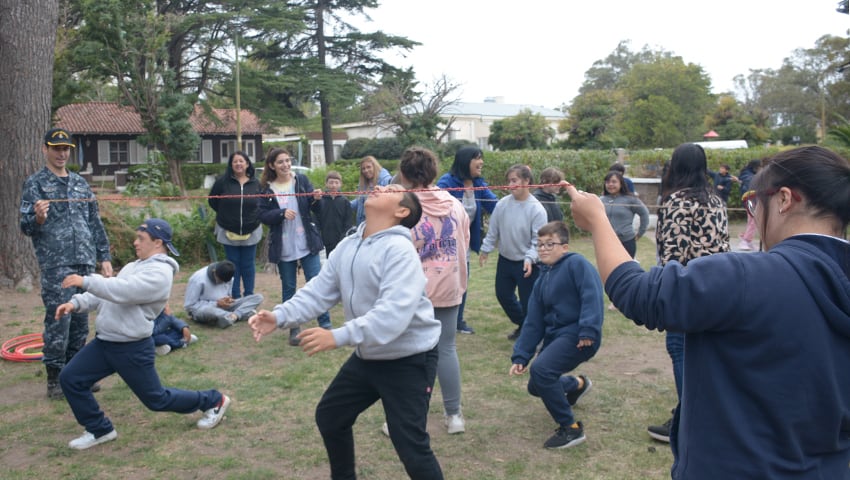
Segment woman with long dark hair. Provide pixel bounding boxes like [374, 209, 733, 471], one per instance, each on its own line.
[258, 148, 329, 346]
[436, 146, 498, 334]
[648, 143, 729, 442]
[208, 151, 263, 299]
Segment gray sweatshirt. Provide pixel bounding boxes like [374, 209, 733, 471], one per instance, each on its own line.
[600, 193, 650, 242]
[272, 223, 440, 360]
[480, 194, 547, 263]
[184, 264, 233, 315]
[72, 253, 179, 342]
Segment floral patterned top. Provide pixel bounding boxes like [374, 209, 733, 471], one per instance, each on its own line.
[656, 189, 730, 266]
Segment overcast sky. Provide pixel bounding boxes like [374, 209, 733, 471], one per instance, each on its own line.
[350, 0, 849, 108]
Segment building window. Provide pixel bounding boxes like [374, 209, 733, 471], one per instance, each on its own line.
[221, 139, 256, 163]
[109, 141, 129, 165]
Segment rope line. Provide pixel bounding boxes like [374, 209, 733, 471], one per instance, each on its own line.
[39, 183, 749, 212]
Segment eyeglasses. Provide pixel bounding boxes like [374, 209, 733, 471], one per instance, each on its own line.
[536, 241, 563, 251]
[741, 188, 802, 217]
[741, 190, 758, 217]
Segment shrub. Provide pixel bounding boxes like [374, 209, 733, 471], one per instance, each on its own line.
[340, 138, 371, 159]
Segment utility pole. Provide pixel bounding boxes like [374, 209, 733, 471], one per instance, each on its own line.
[235, 32, 242, 148]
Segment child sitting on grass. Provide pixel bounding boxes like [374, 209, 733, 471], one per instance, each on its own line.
[509, 220, 604, 449]
[153, 304, 198, 355]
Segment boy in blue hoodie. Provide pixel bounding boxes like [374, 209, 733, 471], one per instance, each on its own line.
[249, 184, 444, 480]
[509, 221, 604, 449]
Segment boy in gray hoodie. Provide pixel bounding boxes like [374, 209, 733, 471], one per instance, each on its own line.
[249, 185, 444, 480]
[55, 218, 230, 450]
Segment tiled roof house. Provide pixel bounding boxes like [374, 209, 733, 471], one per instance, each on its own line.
[54, 102, 267, 177]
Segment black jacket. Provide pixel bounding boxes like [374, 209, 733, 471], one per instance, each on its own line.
[258, 173, 323, 263]
[208, 175, 262, 234]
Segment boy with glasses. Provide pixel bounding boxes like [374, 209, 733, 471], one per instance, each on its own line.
[509, 220, 604, 449]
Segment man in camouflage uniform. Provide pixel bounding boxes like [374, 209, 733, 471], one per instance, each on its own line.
[19, 128, 113, 400]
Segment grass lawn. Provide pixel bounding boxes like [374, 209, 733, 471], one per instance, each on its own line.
[0, 233, 684, 479]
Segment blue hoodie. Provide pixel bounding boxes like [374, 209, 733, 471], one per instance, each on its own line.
[272, 223, 440, 360]
[436, 173, 498, 253]
[607, 234, 850, 479]
[512, 252, 604, 366]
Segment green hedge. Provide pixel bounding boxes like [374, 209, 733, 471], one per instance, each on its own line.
[109, 144, 848, 264]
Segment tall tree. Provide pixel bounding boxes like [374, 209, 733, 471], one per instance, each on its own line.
[0, 0, 57, 289]
[616, 56, 715, 148]
[247, 0, 419, 163]
[488, 109, 555, 151]
[704, 95, 770, 145]
[75, 0, 199, 191]
[560, 89, 625, 149]
[734, 34, 850, 144]
[363, 73, 461, 147]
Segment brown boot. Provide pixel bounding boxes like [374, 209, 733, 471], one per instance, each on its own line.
[46, 366, 63, 400]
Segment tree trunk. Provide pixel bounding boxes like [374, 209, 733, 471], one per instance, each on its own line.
[0, 0, 57, 290]
[316, 1, 335, 165]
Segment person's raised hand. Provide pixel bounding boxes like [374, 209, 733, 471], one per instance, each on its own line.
[564, 183, 606, 232]
[248, 310, 277, 342]
[297, 328, 337, 356]
[55, 302, 75, 320]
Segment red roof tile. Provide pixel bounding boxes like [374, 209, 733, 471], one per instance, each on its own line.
[55, 102, 267, 135]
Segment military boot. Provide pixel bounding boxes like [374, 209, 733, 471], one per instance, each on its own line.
[46, 366, 64, 400]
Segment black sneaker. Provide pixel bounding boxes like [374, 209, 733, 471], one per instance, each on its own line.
[288, 327, 301, 346]
[566, 375, 592, 406]
[544, 422, 586, 449]
[647, 416, 672, 443]
[507, 327, 522, 341]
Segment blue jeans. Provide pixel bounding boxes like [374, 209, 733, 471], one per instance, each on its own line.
[666, 332, 684, 400]
[224, 243, 257, 298]
[495, 255, 539, 327]
[278, 253, 331, 328]
[315, 349, 443, 480]
[526, 334, 599, 427]
[59, 337, 222, 437]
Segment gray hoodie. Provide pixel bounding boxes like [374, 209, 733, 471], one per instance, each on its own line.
[273, 223, 440, 360]
[71, 253, 179, 342]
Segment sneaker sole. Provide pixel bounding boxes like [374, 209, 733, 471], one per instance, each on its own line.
[198, 395, 231, 430]
[69, 430, 118, 450]
[447, 425, 465, 434]
[545, 435, 586, 449]
[647, 431, 670, 443]
[567, 376, 592, 406]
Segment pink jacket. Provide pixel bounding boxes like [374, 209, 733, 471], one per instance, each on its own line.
[410, 188, 470, 308]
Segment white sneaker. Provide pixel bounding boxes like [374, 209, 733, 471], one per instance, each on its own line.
[381, 422, 390, 437]
[197, 394, 231, 429]
[217, 313, 238, 328]
[739, 240, 753, 251]
[445, 413, 465, 434]
[155, 344, 171, 356]
[68, 429, 117, 450]
[189, 334, 199, 344]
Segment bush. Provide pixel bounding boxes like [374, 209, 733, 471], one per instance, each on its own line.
[181, 163, 229, 189]
[127, 154, 181, 198]
[340, 138, 371, 159]
[100, 201, 218, 268]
